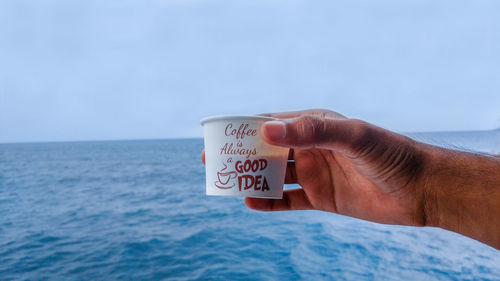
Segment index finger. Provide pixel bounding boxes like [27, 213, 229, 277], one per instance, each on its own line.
[258, 110, 304, 119]
[259, 109, 346, 120]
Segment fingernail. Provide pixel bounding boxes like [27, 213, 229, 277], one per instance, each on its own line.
[262, 120, 286, 141]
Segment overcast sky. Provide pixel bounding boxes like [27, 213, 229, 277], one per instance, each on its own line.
[1, 0, 499, 143]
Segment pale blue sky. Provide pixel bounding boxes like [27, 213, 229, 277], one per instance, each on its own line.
[1, 0, 499, 143]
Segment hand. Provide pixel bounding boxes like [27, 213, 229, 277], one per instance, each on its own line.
[203, 109, 430, 226]
[248, 109, 431, 226]
[201, 109, 500, 249]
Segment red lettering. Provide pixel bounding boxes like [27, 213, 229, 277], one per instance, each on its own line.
[225, 123, 232, 136]
[259, 159, 267, 171]
[244, 160, 251, 172]
[224, 123, 257, 139]
[234, 159, 268, 172]
[251, 160, 259, 172]
[221, 144, 257, 158]
[237, 124, 246, 139]
[235, 160, 243, 173]
[238, 175, 255, 191]
[237, 175, 270, 192]
[254, 175, 262, 190]
[262, 177, 269, 191]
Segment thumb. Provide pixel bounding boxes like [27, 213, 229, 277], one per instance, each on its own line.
[261, 115, 427, 192]
[260, 116, 377, 158]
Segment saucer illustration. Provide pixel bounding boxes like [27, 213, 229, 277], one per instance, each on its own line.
[214, 162, 237, 189]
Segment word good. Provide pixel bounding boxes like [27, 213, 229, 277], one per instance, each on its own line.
[235, 159, 270, 192]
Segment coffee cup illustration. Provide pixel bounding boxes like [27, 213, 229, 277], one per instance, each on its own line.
[201, 115, 289, 198]
[214, 162, 237, 189]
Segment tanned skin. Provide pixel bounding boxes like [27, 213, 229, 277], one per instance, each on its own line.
[201, 109, 500, 249]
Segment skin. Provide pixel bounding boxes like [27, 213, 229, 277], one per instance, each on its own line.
[201, 109, 500, 249]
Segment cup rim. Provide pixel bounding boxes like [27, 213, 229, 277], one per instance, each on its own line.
[200, 115, 276, 126]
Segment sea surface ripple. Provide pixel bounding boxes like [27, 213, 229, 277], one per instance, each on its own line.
[1, 133, 500, 280]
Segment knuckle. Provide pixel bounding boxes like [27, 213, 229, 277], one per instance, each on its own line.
[348, 119, 378, 154]
[306, 108, 345, 119]
[296, 116, 328, 143]
[307, 108, 332, 115]
[295, 116, 314, 136]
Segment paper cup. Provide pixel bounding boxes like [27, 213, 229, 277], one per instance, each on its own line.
[201, 115, 289, 199]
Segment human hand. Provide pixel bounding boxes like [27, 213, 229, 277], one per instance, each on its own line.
[202, 109, 429, 226]
[201, 109, 500, 248]
[245, 109, 430, 226]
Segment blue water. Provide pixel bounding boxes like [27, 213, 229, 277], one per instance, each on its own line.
[1, 133, 500, 280]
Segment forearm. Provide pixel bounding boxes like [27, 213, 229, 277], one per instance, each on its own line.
[422, 145, 500, 249]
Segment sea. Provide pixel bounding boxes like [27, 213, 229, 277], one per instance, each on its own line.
[1, 130, 499, 280]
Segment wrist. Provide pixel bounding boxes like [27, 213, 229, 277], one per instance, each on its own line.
[421, 145, 500, 248]
[419, 145, 453, 228]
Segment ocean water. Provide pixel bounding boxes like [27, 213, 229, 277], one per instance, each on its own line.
[1, 131, 500, 280]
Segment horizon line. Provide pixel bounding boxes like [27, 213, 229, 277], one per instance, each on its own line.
[1, 127, 498, 145]
[0, 137, 202, 145]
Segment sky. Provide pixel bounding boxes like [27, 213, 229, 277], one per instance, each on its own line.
[1, 0, 499, 143]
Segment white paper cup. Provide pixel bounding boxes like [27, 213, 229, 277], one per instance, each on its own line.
[201, 115, 289, 199]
